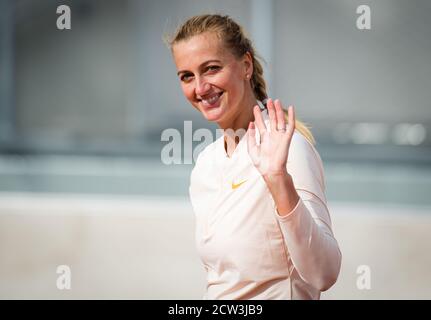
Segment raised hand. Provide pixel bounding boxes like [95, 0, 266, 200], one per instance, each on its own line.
[247, 98, 295, 179]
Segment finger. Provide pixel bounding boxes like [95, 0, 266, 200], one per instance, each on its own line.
[247, 121, 260, 164]
[247, 121, 257, 150]
[274, 99, 286, 131]
[267, 98, 277, 133]
[286, 105, 296, 137]
[253, 105, 267, 136]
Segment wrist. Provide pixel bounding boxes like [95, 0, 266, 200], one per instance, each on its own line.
[263, 171, 300, 216]
[262, 169, 290, 185]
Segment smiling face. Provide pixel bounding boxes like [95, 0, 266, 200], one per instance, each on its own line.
[172, 32, 253, 124]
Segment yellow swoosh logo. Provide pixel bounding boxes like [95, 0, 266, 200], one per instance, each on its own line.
[231, 179, 247, 190]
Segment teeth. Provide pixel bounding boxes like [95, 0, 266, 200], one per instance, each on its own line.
[202, 93, 222, 105]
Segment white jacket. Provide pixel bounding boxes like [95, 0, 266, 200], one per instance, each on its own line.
[189, 108, 342, 299]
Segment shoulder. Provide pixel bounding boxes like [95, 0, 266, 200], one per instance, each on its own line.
[194, 135, 222, 165]
[289, 130, 320, 164]
[190, 135, 222, 180]
[287, 130, 326, 199]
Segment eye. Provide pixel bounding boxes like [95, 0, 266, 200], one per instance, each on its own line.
[180, 73, 194, 82]
[206, 65, 221, 73]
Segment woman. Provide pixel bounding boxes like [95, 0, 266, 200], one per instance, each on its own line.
[167, 14, 341, 300]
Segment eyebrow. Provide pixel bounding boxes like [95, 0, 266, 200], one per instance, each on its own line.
[177, 60, 222, 76]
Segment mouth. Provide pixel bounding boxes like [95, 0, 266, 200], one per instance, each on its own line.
[199, 92, 224, 108]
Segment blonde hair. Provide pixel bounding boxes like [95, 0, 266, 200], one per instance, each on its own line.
[165, 14, 315, 145]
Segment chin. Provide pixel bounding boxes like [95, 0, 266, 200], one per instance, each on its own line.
[202, 106, 226, 123]
[202, 112, 221, 122]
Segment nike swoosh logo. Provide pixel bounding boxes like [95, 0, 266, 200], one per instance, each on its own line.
[231, 179, 247, 189]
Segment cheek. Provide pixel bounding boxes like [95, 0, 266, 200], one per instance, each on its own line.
[181, 84, 194, 101]
[221, 71, 243, 96]
[225, 78, 243, 99]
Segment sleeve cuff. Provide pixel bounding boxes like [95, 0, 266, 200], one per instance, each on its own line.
[274, 196, 302, 220]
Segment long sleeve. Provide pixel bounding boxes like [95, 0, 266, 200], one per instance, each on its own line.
[274, 132, 342, 292]
[190, 111, 340, 299]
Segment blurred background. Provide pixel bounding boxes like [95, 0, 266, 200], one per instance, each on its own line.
[0, 0, 430, 299]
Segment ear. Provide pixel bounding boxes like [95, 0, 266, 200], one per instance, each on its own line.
[242, 51, 254, 78]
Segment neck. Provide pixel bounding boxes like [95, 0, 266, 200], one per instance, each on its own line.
[217, 90, 259, 156]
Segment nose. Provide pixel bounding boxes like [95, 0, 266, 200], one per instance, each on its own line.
[195, 76, 211, 97]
